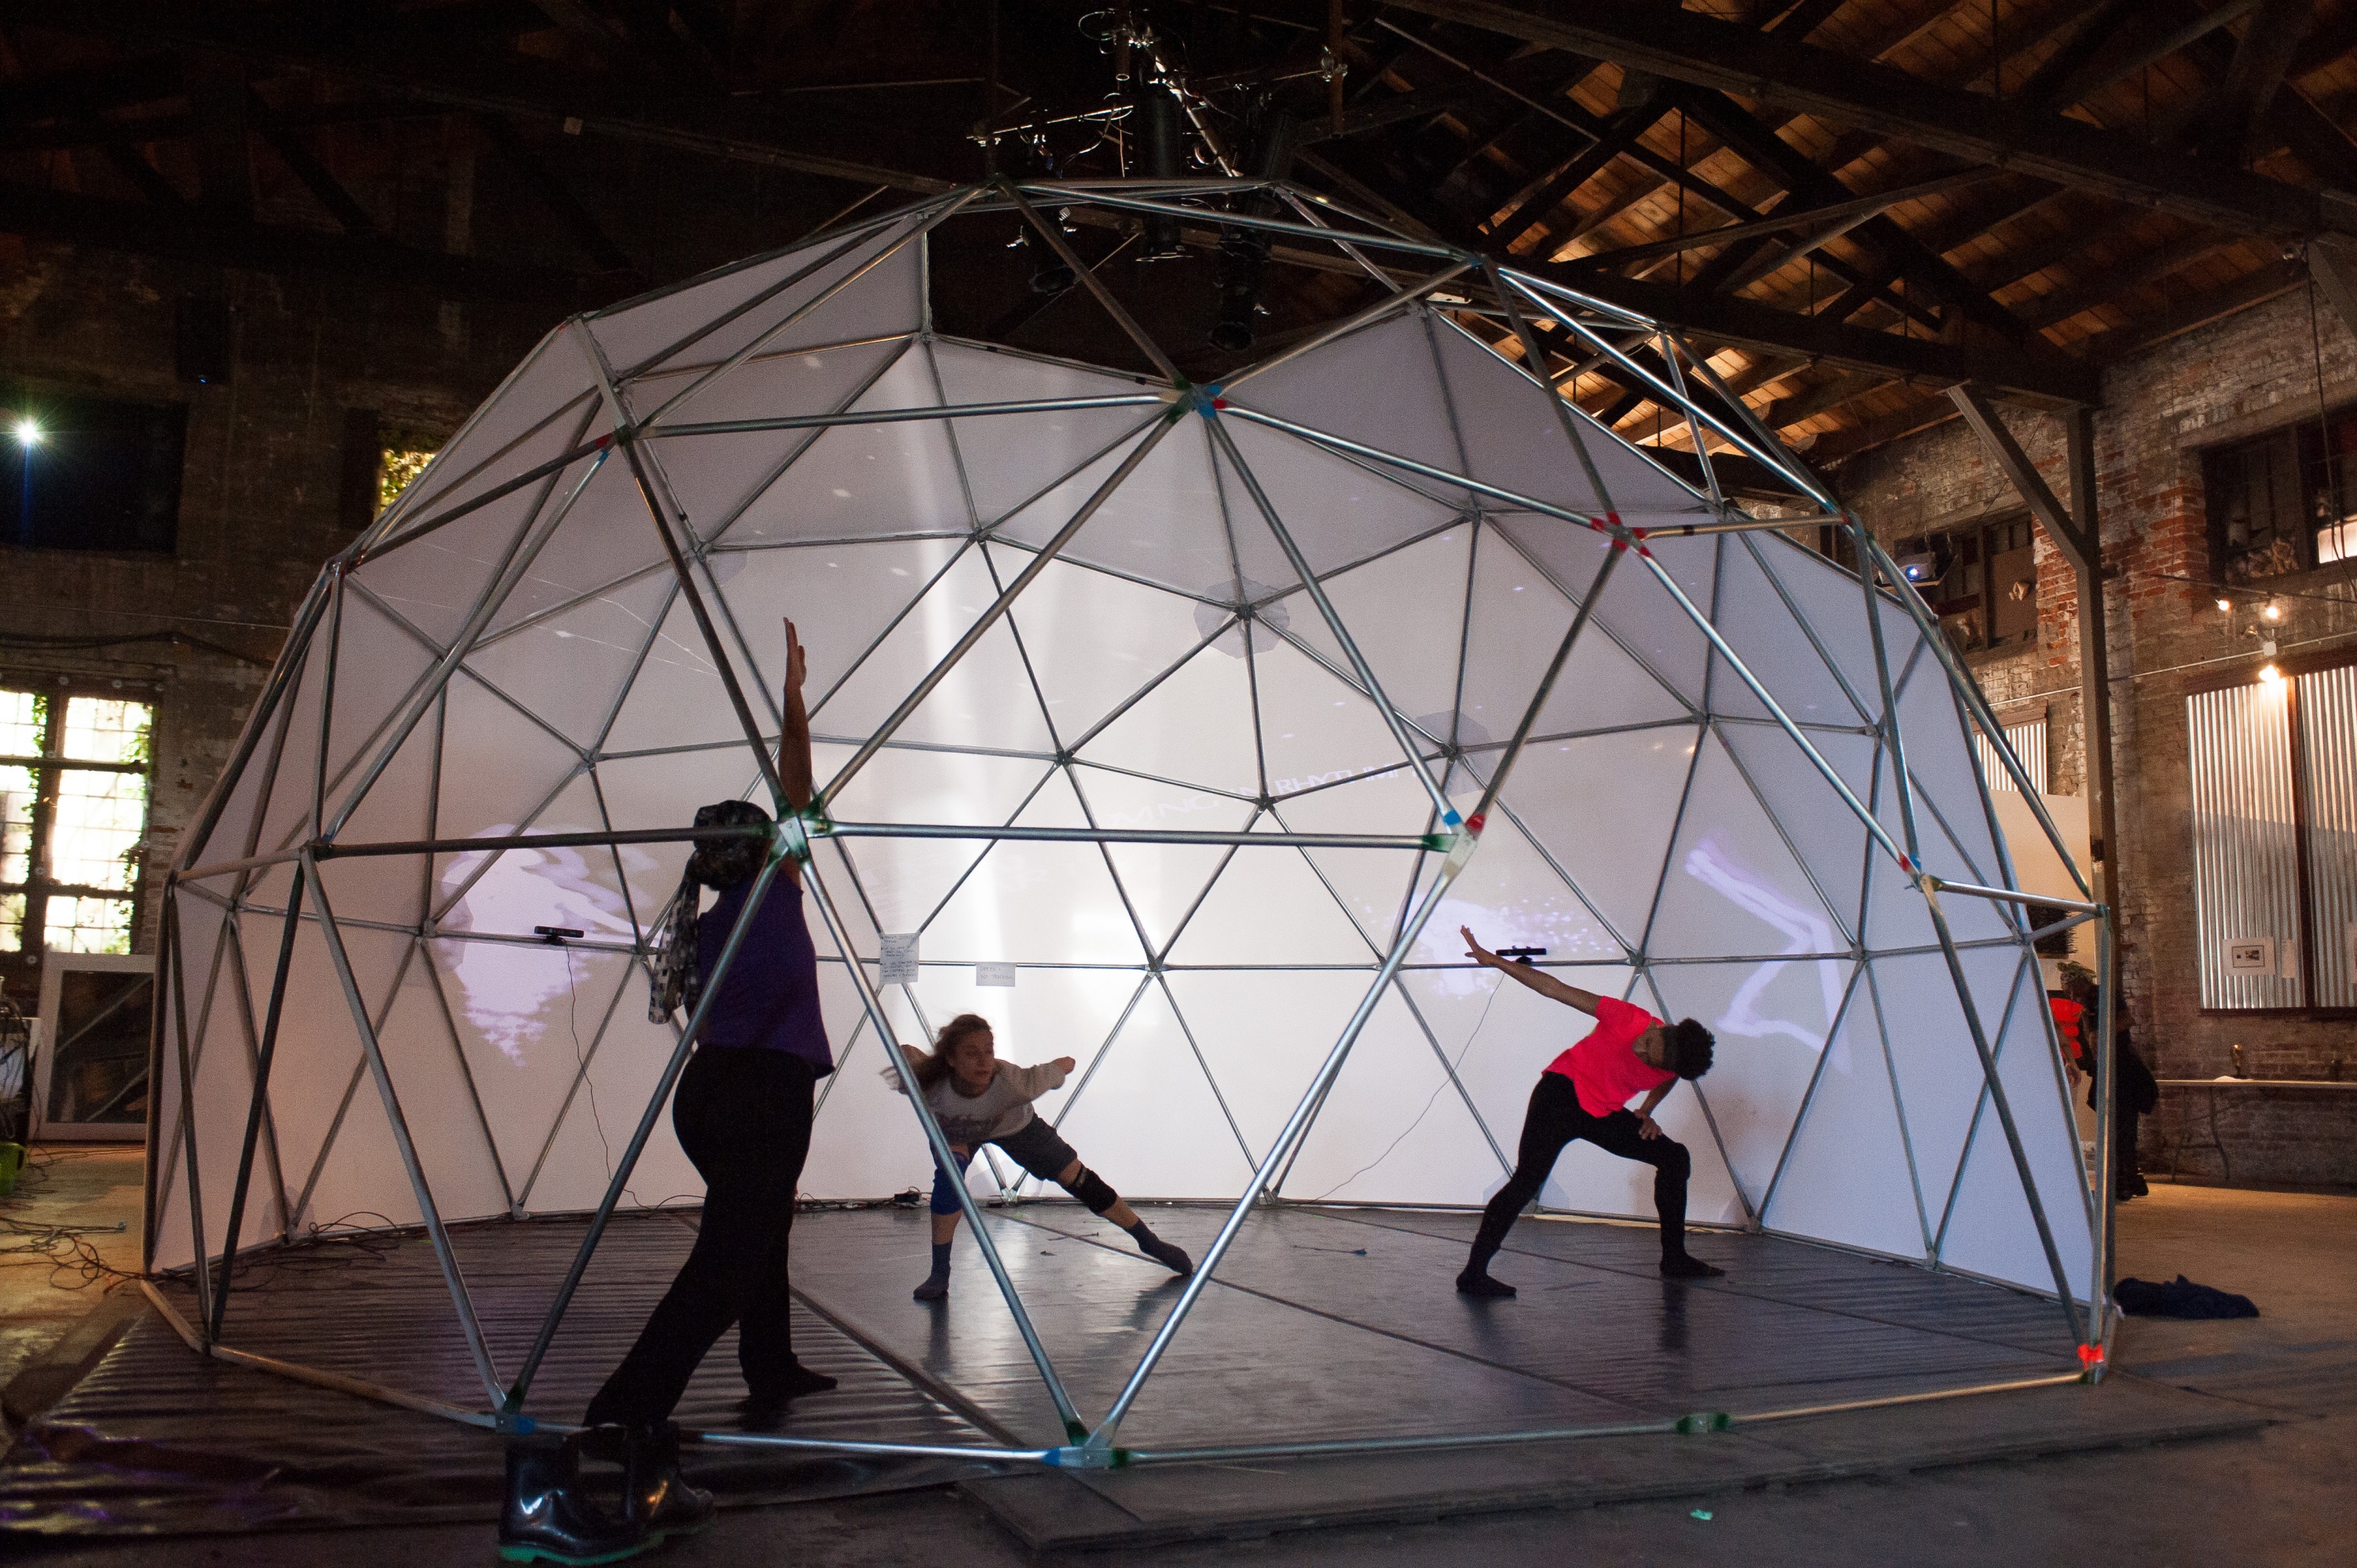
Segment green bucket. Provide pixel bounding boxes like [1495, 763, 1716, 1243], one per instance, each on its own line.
[0, 1141, 23, 1197]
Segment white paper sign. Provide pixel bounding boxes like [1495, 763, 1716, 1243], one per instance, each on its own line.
[2224, 937, 2274, 975]
[976, 963, 1017, 987]
[879, 933, 920, 985]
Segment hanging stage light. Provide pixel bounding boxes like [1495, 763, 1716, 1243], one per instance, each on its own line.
[1136, 90, 1188, 262]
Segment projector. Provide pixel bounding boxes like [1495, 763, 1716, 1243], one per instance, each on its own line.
[1893, 551, 1943, 586]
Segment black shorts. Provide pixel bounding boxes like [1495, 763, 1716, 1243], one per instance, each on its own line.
[931, 1116, 1080, 1213]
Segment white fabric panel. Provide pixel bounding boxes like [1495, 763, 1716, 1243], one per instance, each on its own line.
[258, 918, 406, 1229]
[247, 632, 332, 859]
[1230, 311, 1475, 508]
[1935, 956, 2091, 1291]
[1428, 317, 1709, 525]
[929, 340, 1169, 524]
[1421, 808, 1626, 969]
[526, 998, 701, 1218]
[1283, 526, 1471, 733]
[920, 774, 1146, 965]
[1274, 983, 1502, 1205]
[1253, 636, 1427, 806]
[1648, 731, 1842, 962]
[151, 890, 256, 1270]
[824, 754, 1055, 930]
[638, 339, 909, 540]
[1494, 519, 1712, 713]
[1648, 959, 1851, 1211]
[1160, 967, 1369, 1169]
[320, 737, 435, 930]
[1494, 724, 1700, 951]
[466, 567, 676, 753]
[1000, 551, 1226, 746]
[720, 535, 967, 713]
[588, 213, 928, 380]
[476, 453, 673, 638]
[1076, 639, 1261, 798]
[1743, 535, 1899, 723]
[437, 772, 642, 946]
[374, 325, 601, 546]
[1074, 770, 1257, 953]
[1271, 768, 1438, 945]
[1706, 536, 1874, 728]
[1218, 417, 1463, 584]
[988, 419, 1246, 595]
[370, 962, 511, 1224]
[713, 348, 972, 545]
[354, 458, 590, 653]
[599, 591, 767, 757]
[1164, 829, 1383, 967]
[811, 545, 1054, 755]
[1764, 967, 1928, 1260]
[1878, 943, 2031, 1219]
[1052, 980, 1259, 1198]
[317, 592, 443, 820]
[1717, 725, 1877, 950]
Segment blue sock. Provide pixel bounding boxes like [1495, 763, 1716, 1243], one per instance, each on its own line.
[929, 1241, 951, 1277]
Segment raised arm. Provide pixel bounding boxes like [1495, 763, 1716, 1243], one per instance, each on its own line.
[779, 617, 813, 811]
[1461, 926, 1600, 1016]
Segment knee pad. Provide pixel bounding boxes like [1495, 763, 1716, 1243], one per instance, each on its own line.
[929, 1164, 963, 1216]
[1059, 1164, 1119, 1216]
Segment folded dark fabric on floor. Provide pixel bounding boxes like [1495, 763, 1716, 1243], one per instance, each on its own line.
[2115, 1276, 2259, 1319]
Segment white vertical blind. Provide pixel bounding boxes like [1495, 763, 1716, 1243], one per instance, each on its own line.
[2189, 680, 2303, 1009]
[1974, 717, 2047, 793]
[2297, 663, 2357, 1010]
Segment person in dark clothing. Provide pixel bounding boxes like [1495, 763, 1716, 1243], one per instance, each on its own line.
[1454, 928, 1723, 1297]
[499, 621, 834, 1567]
[2069, 973, 2158, 1200]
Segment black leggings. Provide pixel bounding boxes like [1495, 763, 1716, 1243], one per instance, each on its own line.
[1468, 1072, 1692, 1272]
[585, 1046, 816, 1427]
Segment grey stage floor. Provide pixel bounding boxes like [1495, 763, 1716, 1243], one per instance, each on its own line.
[0, 1203, 2269, 1541]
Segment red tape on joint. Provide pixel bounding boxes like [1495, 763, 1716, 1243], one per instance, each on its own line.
[2077, 1343, 2105, 1368]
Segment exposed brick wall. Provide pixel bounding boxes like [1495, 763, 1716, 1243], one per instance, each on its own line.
[0, 238, 537, 1009]
[1836, 284, 2357, 1191]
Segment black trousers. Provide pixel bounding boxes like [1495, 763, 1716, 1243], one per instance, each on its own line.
[1468, 1072, 1692, 1271]
[585, 1046, 816, 1427]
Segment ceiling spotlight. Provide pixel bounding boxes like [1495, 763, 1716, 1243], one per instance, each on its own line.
[11, 418, 38, 448]
[2216, 597, 2233, 612]
[2259, 662, 2282, 683]
[2262, 600, 2283, 621]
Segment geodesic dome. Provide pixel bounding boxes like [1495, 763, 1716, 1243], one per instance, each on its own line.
[151, 182, 2102, 1422]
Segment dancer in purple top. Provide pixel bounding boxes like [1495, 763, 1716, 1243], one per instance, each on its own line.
[500, 621, 833, 1566]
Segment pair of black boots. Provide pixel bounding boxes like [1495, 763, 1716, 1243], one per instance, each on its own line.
[499, 1420, 713, 1565]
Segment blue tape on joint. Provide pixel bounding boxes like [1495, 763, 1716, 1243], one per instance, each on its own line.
[1442, 809, 1463, 828]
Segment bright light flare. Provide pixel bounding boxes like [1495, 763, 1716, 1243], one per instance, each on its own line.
[2262, 601, 2283, 621]
[2260, 663, 2282, 683]
[10, 419, 38, 449]
[2216, 597, 2233, 612]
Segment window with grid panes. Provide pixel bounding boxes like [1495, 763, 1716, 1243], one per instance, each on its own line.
[0, 683, 155, 963]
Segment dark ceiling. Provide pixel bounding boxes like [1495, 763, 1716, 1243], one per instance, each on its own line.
[3, 1, 2354, 476]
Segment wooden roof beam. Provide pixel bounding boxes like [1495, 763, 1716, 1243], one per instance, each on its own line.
[1378, 0, 2357, 240]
